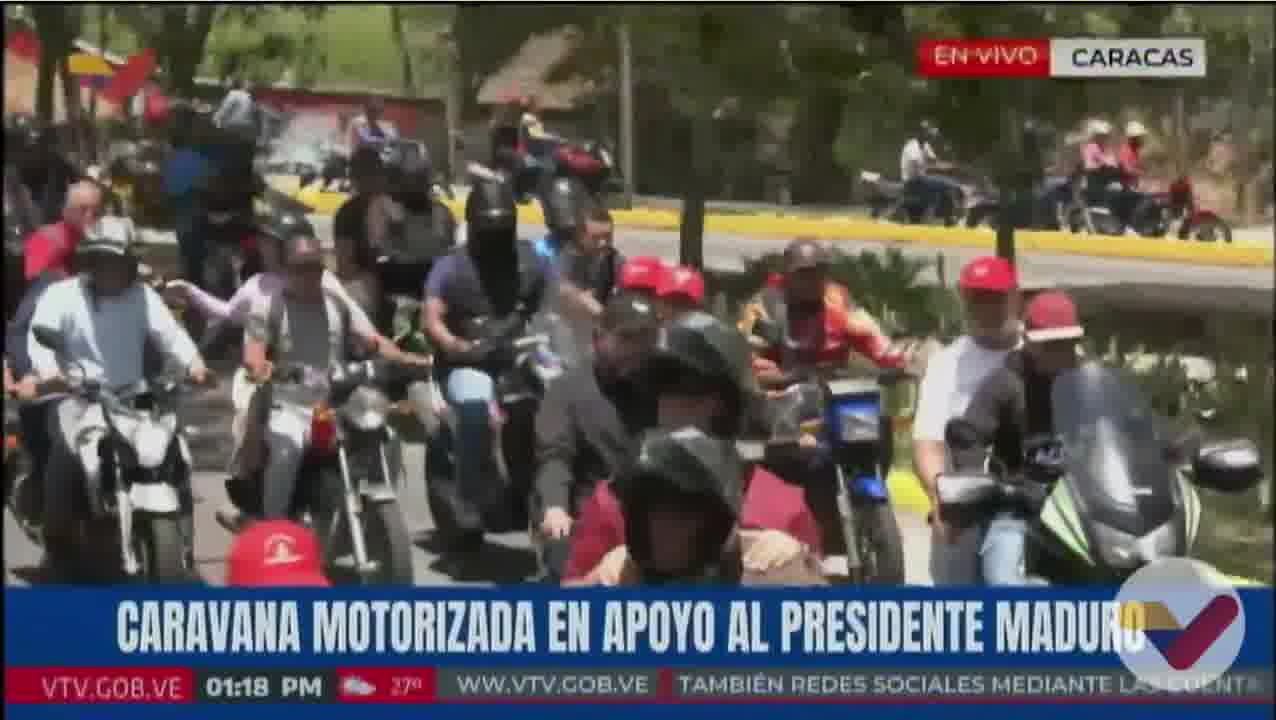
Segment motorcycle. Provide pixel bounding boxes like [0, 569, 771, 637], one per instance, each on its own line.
[28, 325, 198, 583]
[1129, 176, 1233, 243]
[426, 321, 565, 542]
[489, 123, 621, 203]
[228, 358, 432, 584]
[3, 400, 37, 544]
[753, 367, 910, 584]
[1064, 167, 1133, 236]
[858, 169, 967, 227]
[937, 364, 1263, 584]
[964, 175, 1074, 231]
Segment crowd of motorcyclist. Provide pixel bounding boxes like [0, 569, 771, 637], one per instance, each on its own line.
[892, 117, 1161, 233]
[1, 96, 1236, 588]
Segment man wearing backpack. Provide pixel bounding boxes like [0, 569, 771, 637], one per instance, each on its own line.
[241, 230, 430, 521]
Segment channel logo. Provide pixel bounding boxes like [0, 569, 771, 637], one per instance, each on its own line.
[1115, 558, 1246, 691]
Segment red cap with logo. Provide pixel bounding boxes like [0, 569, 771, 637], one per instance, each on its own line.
[227, 520, 330, 586]
[657, 265, 705, 305]
[619, 256, 669, 294]
[1024, 290, 1085, 343]
[959, 256, 1018, 293]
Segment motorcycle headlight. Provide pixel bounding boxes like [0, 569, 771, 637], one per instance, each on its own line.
[340, 386, 391, 432]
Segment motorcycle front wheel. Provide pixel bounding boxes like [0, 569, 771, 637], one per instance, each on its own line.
[361, 499, 415, 585]
[135, 513, 190, 583]
[853, 503, 905, 584]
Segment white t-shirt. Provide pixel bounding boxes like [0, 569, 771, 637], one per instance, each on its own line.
[900, 138, 938, 182]
[913, 335, 1017, 444]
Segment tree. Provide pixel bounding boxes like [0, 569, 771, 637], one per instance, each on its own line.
[31, 4, 82, 128]
[112, 5, 326, 95]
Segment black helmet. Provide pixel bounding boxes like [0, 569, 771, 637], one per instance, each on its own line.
[614, 426, 745, 584]
[642, 311, 754, 436]
[465, 178, 518, 234]
[782, 237, 831, 274]
[77, 216, 138, 261]
[541, 176, 585, 235]
[259, 211, 315, 247]
[350, 145, 384, 179]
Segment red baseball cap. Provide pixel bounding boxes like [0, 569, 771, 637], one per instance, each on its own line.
[657, 265, 705, 305]
[619, 256, 669, 293]
[1024, 290, 1085, 343]
[227, 520, 330, 586]
[959, 256, 1018, 293]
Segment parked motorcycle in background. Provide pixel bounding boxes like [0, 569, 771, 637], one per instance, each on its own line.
[29, 326, 198, 583]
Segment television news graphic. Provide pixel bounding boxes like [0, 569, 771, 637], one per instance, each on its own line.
[3, 584, 1271, 706]
[917, 38, 1207, 78]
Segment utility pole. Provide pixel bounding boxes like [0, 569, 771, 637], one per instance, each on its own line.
[618, 20, 636, 209]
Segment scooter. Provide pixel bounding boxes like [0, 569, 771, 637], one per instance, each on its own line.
[29, 326, 197, 583]
[937, 365, 1264, 584]
[229, 358, 432, 584]
[756, 368, 910, 584]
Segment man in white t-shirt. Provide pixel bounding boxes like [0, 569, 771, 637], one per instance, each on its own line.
[912, 256, 1022, 584]
[899, 120, 961, 222]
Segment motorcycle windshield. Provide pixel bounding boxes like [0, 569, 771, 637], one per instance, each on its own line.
[1050, 364, 1176, 538]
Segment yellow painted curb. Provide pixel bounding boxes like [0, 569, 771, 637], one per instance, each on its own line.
[269, 175, 1272, 269]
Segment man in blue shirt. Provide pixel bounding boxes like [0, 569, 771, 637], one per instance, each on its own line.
[421, 179, 557, 553]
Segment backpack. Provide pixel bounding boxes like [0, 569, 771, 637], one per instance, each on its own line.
[383, 201, 455, 265]
[263, 288, 356, 365]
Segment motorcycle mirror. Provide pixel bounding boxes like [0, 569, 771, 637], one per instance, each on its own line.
[1191, 439, 1264, 493]
[936, 472, 1001, 509]
[31, 325, 66, 354]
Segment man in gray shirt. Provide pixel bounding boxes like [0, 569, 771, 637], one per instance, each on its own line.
[242, 230, 430, 520]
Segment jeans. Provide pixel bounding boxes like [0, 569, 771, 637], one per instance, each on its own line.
[445, 368, 498, 496]
[903, 175, 960, 221]
[980, 511, 1029, 585]
[261, 402, 314, 519]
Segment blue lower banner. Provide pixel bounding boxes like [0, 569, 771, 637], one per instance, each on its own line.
[5, 586, 1273, 717]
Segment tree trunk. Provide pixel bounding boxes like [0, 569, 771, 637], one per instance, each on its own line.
[56, 54, 82, 164]
[33, 6, 68, 128]
[157, 6, 219, 97]
[390, 6, 415, 95]
[790, 90, 847, 205]
[679, 107, 713, 270]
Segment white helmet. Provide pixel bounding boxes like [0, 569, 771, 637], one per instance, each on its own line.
[1125, 120, 1148, 138]
[1087, 119, 1113, 136]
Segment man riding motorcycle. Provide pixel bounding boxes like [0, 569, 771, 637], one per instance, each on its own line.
[333, 146, 396, 312]
[1118, 121, 1148, 189]
[564, 426, 826, 587]
[24, 181, 103, 283]
[25, 217, 211, 573]
[422, 178, 557, 553]
[564, 311, 823, 584]
[240, 228, 430, 522]
[949, 290, 1201, 585]
[533, 292, 662, 581]
[739, 238, 915, 390]
[899, 120, 960, 222]
[1079, 119, 1141, 230]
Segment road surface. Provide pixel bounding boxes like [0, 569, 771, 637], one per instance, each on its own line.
[3, 376, 935, 586]
[141, 215, 1274, 293]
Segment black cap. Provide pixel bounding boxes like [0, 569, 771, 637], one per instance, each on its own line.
[782, 237, 831, 273]
[600, 291, 660, 335]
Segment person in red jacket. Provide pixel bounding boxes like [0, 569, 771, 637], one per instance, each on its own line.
[23, 181, 102, 281]
[563, 311, 823, 584]
[738, 238, 917, 388]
